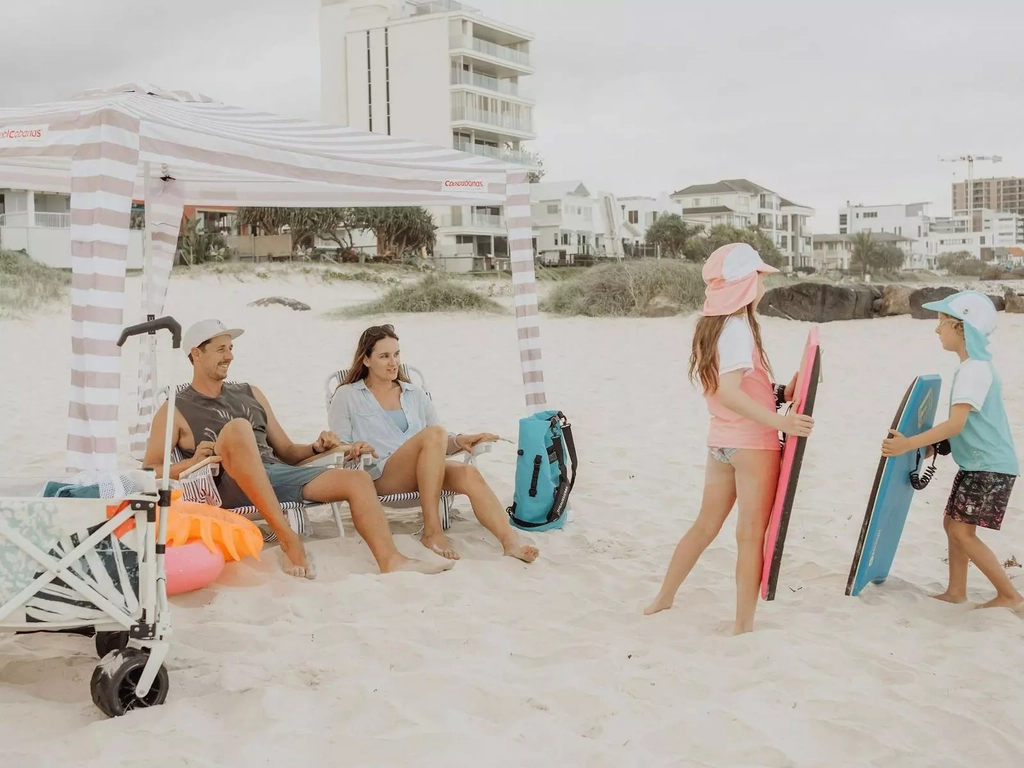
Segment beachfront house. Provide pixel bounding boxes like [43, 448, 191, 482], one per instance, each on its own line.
[670, 179, 814, 271]
[530, 181, 597, 265]
[812, 232, 914, 273]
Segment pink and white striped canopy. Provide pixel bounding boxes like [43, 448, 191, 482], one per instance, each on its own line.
[0, 84, 547, 473]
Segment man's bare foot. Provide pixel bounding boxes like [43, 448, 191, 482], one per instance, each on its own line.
[279, 536, 316, 580]
[932, 590, 968, 604]
[501, 538, 539, 563]
[644, 593, 674, 616]
[381, 554, 455, 575]
[421, 531, 459, 560]
[978, 593, 1024, 610]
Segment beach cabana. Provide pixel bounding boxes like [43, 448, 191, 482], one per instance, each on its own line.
[0, 84, 546, 473]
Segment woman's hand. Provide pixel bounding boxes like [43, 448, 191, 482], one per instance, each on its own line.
[345, 441, 378, 462]
[457, 433, 499, 452]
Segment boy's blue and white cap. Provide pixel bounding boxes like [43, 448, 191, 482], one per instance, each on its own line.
[922, 290, 997, 361]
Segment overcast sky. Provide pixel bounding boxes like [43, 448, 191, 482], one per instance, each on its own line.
[2, 0, 1022, 230]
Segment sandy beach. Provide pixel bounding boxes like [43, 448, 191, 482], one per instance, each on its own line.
[1, 269, 1023, 767]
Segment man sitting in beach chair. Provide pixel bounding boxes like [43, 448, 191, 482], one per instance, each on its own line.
[142, 319, 453, 580]
[329, 324, 539, 564]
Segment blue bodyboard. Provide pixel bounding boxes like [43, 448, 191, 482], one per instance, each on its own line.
[846, 375, 942, 596]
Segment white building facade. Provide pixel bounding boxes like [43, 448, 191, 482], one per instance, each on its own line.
[618, 193, 683, 243]
[0, 189, 145, 269]
[320, 0, 537, 270]
[670, 179, 814, 271]
[838, 202, 933, 268]
[530, 181, 597, 265]
[925, 209, 1024, 262]
[812, 232, 914, 273]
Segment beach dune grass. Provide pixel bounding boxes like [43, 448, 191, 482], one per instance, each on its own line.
[541, 258, 705, 317]
[0, 250, 71, 317]
[336, 273, 504, 317]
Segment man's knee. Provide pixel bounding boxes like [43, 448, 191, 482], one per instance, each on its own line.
[218, 418, 255, 448]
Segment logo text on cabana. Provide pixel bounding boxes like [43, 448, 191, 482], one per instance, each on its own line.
[1, 128, 43, 139]
[444, 180, 485, 188]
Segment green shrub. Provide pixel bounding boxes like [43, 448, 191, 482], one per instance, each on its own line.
[0, 250, 71, 317]
[337, 274, 504, 317]
[981, 265, 1024, 281]
[541, 259, 704, 317]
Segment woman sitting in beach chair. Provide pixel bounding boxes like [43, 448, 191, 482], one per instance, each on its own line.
[328, 324, 539, 564]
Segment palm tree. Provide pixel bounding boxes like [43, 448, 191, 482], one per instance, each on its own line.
[850, 232, 875, 278]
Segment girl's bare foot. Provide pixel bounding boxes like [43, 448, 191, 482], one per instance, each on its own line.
[644, 593, 674, 616]
[978, 593, 1024, 610]
[421, 531, 460, 560]
[733, 621, 754, 635]
[932, 590, 968, 604]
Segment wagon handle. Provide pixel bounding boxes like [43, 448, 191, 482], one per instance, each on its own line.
[117, 315, 182, 349]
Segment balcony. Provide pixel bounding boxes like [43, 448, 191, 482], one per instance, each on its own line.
[439, 212, 506, 230]
[451, 69, 524, 98]
[0, 212, 71, 228]
[451, 106, 534, 136]
[450, 35, 531, 70]
[413, 0, 477, 14]
[454, 141, 538, 168]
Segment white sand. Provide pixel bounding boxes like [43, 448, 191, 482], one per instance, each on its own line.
[1, 270, 1023, 767]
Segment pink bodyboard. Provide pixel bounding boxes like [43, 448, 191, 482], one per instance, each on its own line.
[760, 326, 822, 601]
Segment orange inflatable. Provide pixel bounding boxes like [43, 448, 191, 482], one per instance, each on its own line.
[166, 492, 264, 562]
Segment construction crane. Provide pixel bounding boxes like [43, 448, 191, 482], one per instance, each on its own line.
[938, 154, 1003, 231]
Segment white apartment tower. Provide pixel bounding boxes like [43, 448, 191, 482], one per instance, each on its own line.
[320, 0, 537, 265]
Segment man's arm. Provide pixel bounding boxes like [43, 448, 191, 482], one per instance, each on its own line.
[252, 385, 319, 466]
[142, 402, 195, 479]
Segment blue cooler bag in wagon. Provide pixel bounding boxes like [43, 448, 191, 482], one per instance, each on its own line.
[507, 411, 578, 532]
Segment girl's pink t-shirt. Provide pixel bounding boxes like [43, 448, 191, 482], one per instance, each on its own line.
[704, 316, 781, 451]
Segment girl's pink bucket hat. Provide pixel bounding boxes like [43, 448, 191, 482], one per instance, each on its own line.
[701, 242, 778, 316]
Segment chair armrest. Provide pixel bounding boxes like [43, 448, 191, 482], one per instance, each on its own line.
[462, 441, 493, 464]
[179, 456, 220, 479]
[299, 447, 348, 468]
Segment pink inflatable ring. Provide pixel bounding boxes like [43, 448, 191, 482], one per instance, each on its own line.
[165, 541, 226, 596]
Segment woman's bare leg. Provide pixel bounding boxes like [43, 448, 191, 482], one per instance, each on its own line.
[374, 426, 457, 559]
[730, 449, 780, 635]
[645, 456, 737, 615]
[443, 462, 539, 563]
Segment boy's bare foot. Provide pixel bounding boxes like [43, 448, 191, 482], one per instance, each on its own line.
[421, 531, 459, 560]
[978, 593, 1024, 610]
[932, 591, 968, 604]
[381, 554, 455, 575]
[644, 593, 674, 616]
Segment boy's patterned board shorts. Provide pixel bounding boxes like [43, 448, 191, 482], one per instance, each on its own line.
[945, 470, 1016, 531]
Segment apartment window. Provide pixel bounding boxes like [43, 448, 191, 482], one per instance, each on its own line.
[546, 204, 559, 215]
[863, 212, 878, 219]
[781, 235, 789, 250]
[366, 31, 373, 132]
[839, 227, 847, 234]
[561, 233, 569, 245]
[628, 210, 639, 224]
[839, 214, 848, 226]
[710, 197, 718, 206]
[692, 198, 701, 207]
[384, 28, 392, 135]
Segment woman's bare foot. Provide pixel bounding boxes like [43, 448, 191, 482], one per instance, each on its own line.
[644, 593, 674, 616]
[381, 554, 454, 575]
[978, 593, 1024, 610]
[421, 531, 459, 560]
[500, 535, 539, 563]
[932, 590, 968, 604]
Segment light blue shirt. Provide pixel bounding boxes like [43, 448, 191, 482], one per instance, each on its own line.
[328, 379, 448, 479]
[948, 359, 1019, 476]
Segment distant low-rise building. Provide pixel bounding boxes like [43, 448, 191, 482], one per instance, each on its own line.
[812, 232, 914, 273]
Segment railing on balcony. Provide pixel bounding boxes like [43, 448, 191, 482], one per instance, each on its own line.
[453, 141, 537, 167]
[439, 212, 506, 229]
[0, 212, 71, 228]
[451, 69, 520, 97]
[413, 0, 477, 15]
[451, 106, 533, 134]
[450, 35, 530, 67]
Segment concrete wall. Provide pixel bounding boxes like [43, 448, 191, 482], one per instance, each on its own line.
[0, 226, 145, 269]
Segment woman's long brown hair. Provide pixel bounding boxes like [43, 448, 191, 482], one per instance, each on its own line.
[341, 324, 412, 386]
[688, 305, 773, 395]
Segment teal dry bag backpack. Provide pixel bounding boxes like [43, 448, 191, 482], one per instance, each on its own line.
[507, 410, 577, 532]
